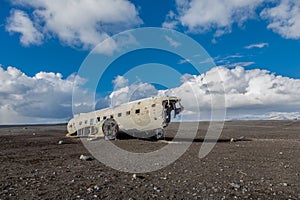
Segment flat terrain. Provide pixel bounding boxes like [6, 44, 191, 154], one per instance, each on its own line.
[0, 121, 299, 199]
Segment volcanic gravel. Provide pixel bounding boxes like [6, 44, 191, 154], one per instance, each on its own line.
[0, 121, 299, 199]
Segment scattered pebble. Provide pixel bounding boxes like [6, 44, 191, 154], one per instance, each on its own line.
[79, 155, 94, 161]
[132, 174, 136, 180]
[58, 140, 64, 145]
[87, 187, 93, 193]
[153, 186, 160, 192]
[94, 185, 100, 190]
[230, 183, 241, 189]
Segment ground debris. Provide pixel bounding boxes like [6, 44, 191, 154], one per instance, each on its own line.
[229, 182, 241, 189]
[1, 121, 300, 199]
[79, 155, 94, 161]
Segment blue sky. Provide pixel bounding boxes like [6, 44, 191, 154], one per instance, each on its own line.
[0, 0, 300, 124]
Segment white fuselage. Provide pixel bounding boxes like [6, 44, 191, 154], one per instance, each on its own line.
[67, 96, 183, 138]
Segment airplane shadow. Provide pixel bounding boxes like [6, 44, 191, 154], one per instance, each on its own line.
[116, 131, 252, 143]
[163, 137, 252, 143]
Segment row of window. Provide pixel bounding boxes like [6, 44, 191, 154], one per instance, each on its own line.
[76, 108, 145, 126]
[69, 104, 157, 129]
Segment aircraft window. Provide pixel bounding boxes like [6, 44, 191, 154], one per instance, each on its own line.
[118, 113, 122, 117]
[103, 116, 107, 120]
[135, 109, 140, 114]
[126, 111, 130, 115]
[85, 120, 88, 124]
[97, 117, 100, 122]
[152, 104, 156, 107]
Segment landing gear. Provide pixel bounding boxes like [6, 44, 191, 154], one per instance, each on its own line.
[150, 128, 164, 140]
[102, 118, 119, 140]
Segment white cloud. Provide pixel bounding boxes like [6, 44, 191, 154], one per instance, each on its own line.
[6, 0, 142, 49]
[261, 0, 300, 39]
[105, 66, 300, 121]
[224, 55, 244, 59]
[113, 75, 129, 89]
[245, 42, 269, 49]
[164, 0, 300, 40]
[159, 66, 300, 120]
[165, 36, 181, 47]
[177, 67, 300, 113]
[229, 62, 255, 67]
[165, 0, 263, 35]
[178, 59, 191, 64]
[109, 77, 158, 107]
[6, 9, 43, 46]
[2, 66, 300, 124]
[162, 11, 179, 29]
[0, 66, 89, 124]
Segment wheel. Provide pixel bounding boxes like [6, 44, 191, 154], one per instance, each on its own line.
[150, 128, 164, 141]
[155, 129, 164, 140]
[102, 118, 119, 140]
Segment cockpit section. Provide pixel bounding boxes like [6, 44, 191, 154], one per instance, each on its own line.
[162, 98, 184, 127]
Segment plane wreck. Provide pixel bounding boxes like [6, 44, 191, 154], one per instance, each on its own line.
[67, 96, 183, 140]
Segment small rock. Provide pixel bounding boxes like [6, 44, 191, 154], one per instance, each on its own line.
[230, 183, 241, 189]
[132, 174, 136, 180]
[87, 187, 93, 193]
[230, 138, 235, 142]
[279, 152, 283, 155]
[282, 183, 288, 187]
[153, 186, 160, 192]
[58, 140, 64, 145]
[80, 155, 94, 161]
[94, 185, 100, 190]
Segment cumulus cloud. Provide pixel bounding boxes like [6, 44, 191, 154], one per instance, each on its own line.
[1, 65, 300, 124]
[6, 9, 43, 46]
[164, 0, 300, 40]
[113, 75, 129, 89]
[245, 42, 269, 49]
[6, 0, 142, 49]
[261, 0, 300, 39]
[0, 66, 89, 124]
[164, 0, 263, 35]
[103, 66, 300, 121]
[109, 77, 158, 107]
[161, 66, 300, 120]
